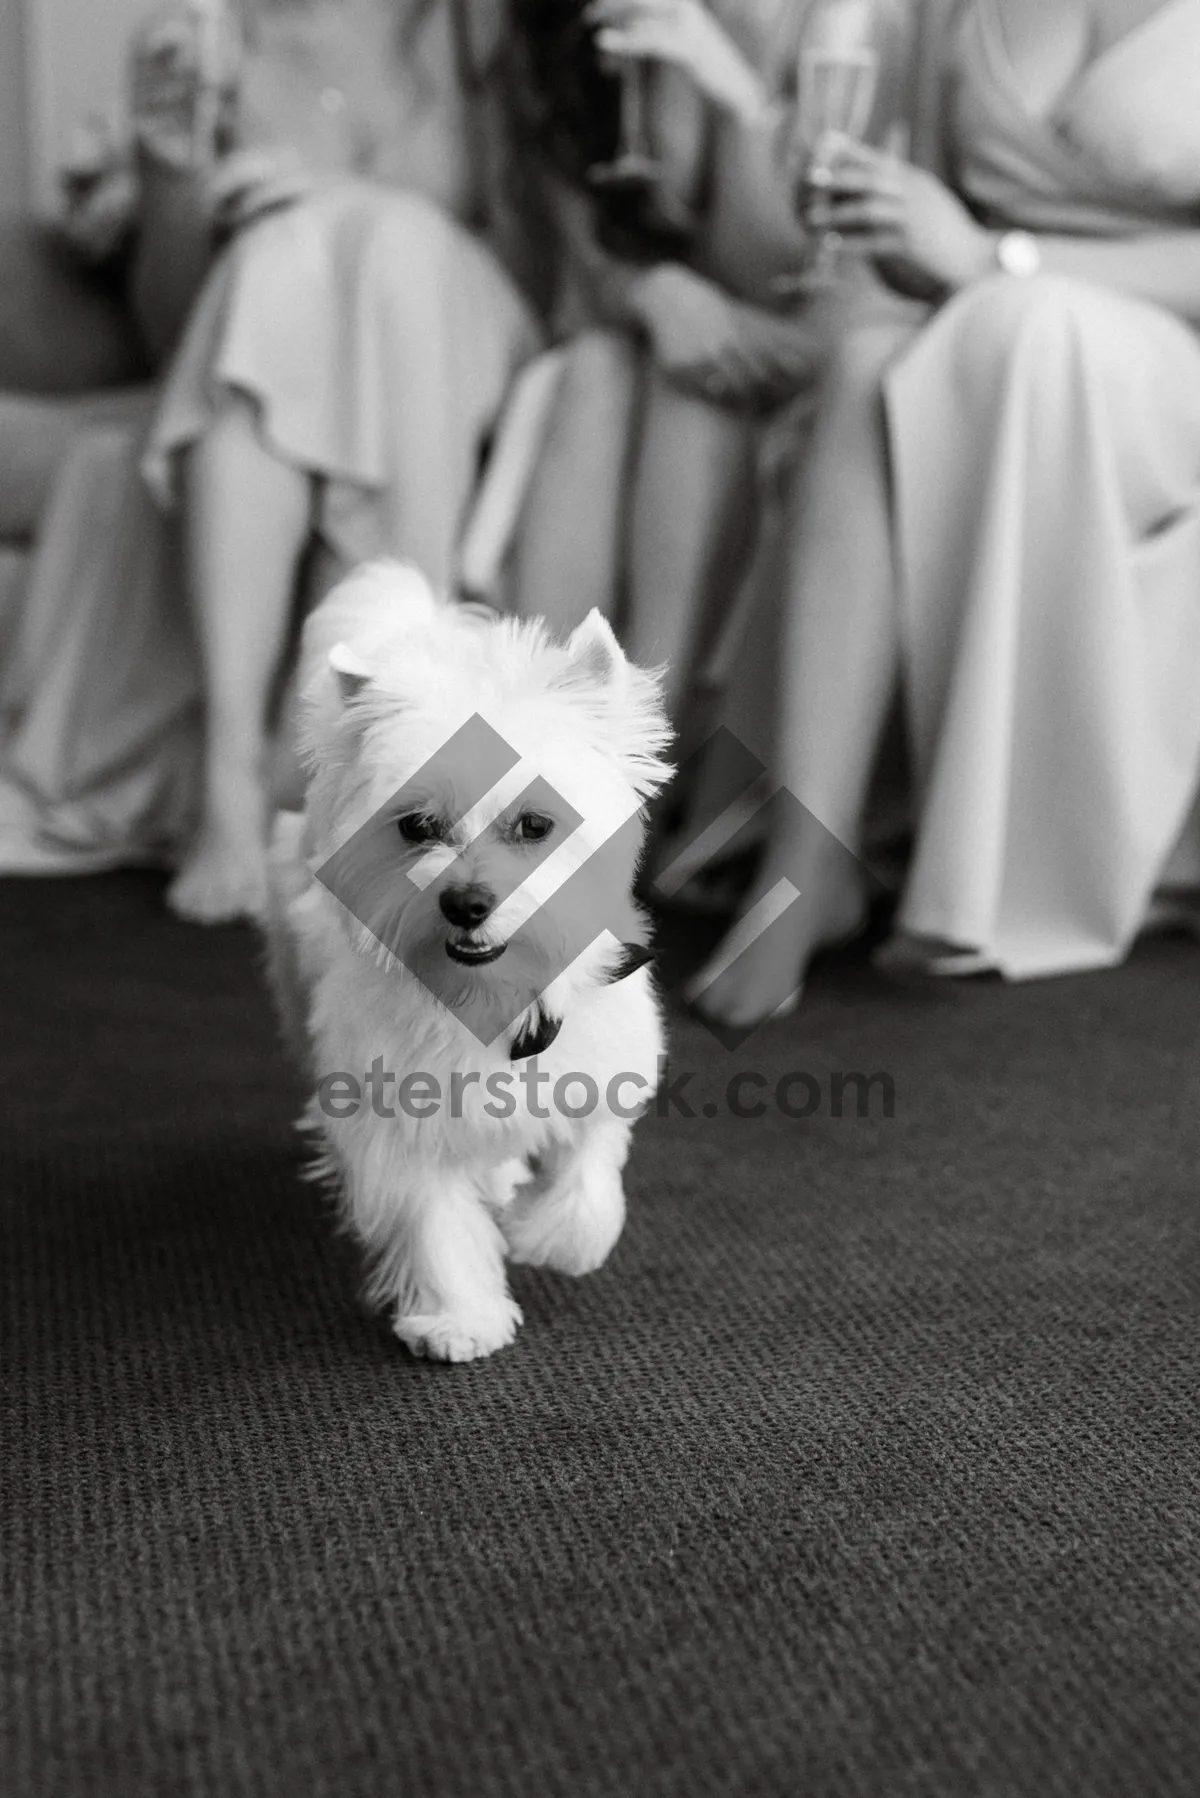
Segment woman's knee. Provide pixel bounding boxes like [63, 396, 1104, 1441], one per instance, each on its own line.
[349, 187, 453, 258]
[822, 319, 919, 405]
[225, 187, 447, 300]
[524, 332, 639, 524]
[555, 330, 640, 425]
[948, 272, 1130, 389]
[514, 336, 635, 527]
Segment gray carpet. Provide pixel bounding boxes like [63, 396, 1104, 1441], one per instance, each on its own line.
[2, 872, 1198, 1797]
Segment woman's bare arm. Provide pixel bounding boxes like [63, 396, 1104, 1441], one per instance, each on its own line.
[1002, 232, 1200, 325]
[824, 138, 1200, 324]
[891, 215, 1200, 325]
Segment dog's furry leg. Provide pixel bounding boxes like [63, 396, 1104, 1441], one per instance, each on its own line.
[503, 1121, 631, 1277]
[351, 1158, 523, 1362]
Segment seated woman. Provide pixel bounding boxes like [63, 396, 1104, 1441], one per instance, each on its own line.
[0, 0, 543, 920]
[508, 0, 844, 731]
[690, 0, 1200, 1028]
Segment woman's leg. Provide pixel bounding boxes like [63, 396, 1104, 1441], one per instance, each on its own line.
[508, 331, 640, 634]
[624, 369, 759, 732]
[166, 391, 312, 923]
[511, 337, 758, 715]
[689, 320, 915, 1027]
[149, 186, 540, 923]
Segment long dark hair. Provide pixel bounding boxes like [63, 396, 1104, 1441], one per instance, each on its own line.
[507, 0, 694, 257]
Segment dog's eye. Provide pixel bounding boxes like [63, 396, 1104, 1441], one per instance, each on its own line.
[397, 812, 441, 845]
[515, 812, 554, 844]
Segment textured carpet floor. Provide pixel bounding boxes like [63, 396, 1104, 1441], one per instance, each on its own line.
[2, 872, 1198, 1798]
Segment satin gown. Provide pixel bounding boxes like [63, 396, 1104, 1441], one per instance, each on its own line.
[882, 0, 1200, 977]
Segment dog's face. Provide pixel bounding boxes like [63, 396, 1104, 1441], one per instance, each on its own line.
[302, 569, 672, 1040]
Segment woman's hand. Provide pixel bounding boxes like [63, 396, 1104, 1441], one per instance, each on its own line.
[585, 0, 768, 123]
[816, 136, 996, 295]
[130, 0, 239, 171]
[57, 123, 139, 266]
[629, 264, 815, 405]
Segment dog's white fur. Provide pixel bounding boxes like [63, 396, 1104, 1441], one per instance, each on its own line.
[264, 562, 673, 1362]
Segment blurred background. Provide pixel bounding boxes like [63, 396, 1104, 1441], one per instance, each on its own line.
[1, 0, 148, 217]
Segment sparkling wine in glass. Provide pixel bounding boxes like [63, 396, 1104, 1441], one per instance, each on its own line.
[794, 0, 883, 282]
[190, 0, 228, 164]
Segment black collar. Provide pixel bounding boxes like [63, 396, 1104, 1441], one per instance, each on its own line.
[603, 942, 655, 985]
[507, 944, 655, 1061]
[509, 1003, 562, 1061]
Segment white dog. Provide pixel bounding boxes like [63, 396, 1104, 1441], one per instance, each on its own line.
[264, 562, 673, 1362]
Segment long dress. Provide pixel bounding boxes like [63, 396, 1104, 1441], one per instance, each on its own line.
[883, 0, 1200, 977]
[0, 0, 539, 874]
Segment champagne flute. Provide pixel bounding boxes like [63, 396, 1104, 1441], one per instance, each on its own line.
[590, 52, 661, 191]
[792, 0, 884, 283]
[190, 0, 227, 165]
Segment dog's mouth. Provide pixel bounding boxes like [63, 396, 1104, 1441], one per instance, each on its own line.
[445, 931, 507, 966]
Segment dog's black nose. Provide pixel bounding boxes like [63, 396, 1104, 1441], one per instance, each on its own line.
[439, 882, 496, 929]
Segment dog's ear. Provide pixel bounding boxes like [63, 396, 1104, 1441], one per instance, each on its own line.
[328, 642, 372, 705]
[555, 609, 673, 797]
[557, 610, 627, 690]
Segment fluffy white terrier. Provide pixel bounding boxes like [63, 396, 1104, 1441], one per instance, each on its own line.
[265, 562, 673, 1362]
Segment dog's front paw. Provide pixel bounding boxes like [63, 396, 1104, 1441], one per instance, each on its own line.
[393, 1298, 523, 1363]
[504, 1167, 625, 1278]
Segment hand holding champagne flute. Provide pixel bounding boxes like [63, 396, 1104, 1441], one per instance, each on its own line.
[586, 0, 770, 164]
[130, 0, 240, 171]
[792, 0, 886, 282]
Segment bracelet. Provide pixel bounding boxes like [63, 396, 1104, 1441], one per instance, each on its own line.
[994, 229, 1041, 278]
